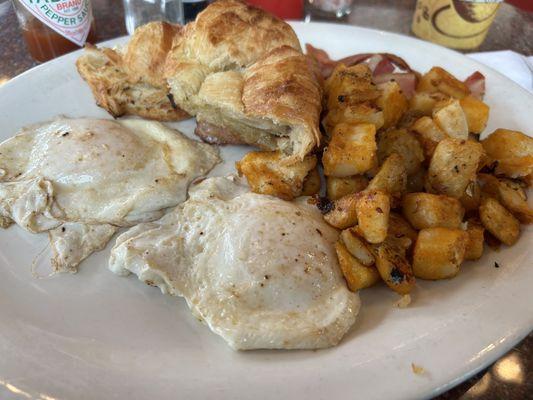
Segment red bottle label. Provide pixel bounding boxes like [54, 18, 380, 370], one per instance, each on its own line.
[18, 0, 93, 46]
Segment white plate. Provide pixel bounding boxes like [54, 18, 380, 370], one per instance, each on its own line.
[0, 22, 532, 400]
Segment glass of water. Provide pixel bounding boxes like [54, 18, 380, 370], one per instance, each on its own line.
[306, 0, 353, 19]
[123, 0, 184, 35]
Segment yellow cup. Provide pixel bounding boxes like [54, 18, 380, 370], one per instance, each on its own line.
[412, 0, 502, 50]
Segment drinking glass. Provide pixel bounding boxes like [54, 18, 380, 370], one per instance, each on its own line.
[123, 0, 184, 35]
[306, 0, 353, 18]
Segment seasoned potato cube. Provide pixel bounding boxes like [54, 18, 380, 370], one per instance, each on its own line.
[426, 138, 484, 198]
[500, 178, 527, 199]
[498, 182, 533, 223]
[335, 241, 381, 291]
[323, 123, 377, 177]
[323, 194, 358, 229]
[406, 169, 426, 193]
[326, 175, 368, 200]
[413, 228, 468, 280]
[481, 129, 533, 179]
[376, 81, 408, 129]
[411, 116, 447, 159]
[356, 190, 390, 244]
[459, 181, 481, 211]
[326, 63, 380, 111]
[388, 213, 418, 251]
[478, 173, 502, 196]
[465, 219, 485, 261]
[377, 128, 425, 175]
[459, 95, 489, 134]
[417, 67, 470, 99]
[301, 167, 321, 196]
[372, 237, 416, 294]
[236, 151, 317, 200]
[479, 197, 521, 246]
[433, 99, 469, 140]
[323, 103, 384, 134]
[402, 193, 465, 229]
[478, 174, 533, 223]
[408, 91, 448, 116]
[397, 111, 422, 130]
[366, 153, 407, 199]
[340, 227, 375, 266]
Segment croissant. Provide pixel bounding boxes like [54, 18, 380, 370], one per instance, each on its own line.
[76, 23, 189, 121]
[77, 0, 322, 161]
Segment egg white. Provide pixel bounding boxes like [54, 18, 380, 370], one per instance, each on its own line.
[0, 118, 220, 272]
[110, 176, 360, 350]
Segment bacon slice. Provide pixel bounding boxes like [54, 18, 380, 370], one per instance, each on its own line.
[365, 54, 382, 73]
[373, 56, 395, 76]
[464, 71, 486, 100]
[381, 53, 412, 72]
[337, 53, 373, 66]
[305, 44, 338, 78]
[306, 43, 484, 102]
[305, 44, 415, 92]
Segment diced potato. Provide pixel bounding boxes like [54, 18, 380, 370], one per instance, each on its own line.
[426, 138, 484, 198]
[479, 197, 520, 246]
[236, 151, 317, 200]
[372, 236, 416, 294]
[500, 178, 527, 200]
[323, 123, 377, 177]
[323, 193, 358, 229]
[478, 173, 502, 196]
[464, 219, 485, 261]
[388, 213, 418, 251]
[355, 190, 390, 244]
[459, 181, 481, 211]
[402, 192, 465, 229]
[460, 95, 489, 134]
[301, 167, 321, 196]
[366, 153, 407, 199]
[406, 169, 426, 193]
[481, 129, 533, 179]
[411, 116, 447, 159]
[340, 227, 375, 266]
[377, 128, 425, 175]
[478, 174, 533, 223]
[326, 175, 368, 200]
[433, 99, 469, 140]
[408, 91, 448, 116]
[325, 63, 380, 111]
[376, 81, 408, 129]
[408, 92, 435, 116]
[335, 241, 381, 291]
[323, 103, 384, 134]
[417, 67, 470, 99]
[398, 111, 422, 129]
[413, 227, 468, 280]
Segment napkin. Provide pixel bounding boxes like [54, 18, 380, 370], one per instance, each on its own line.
[468, 50, 533, 92]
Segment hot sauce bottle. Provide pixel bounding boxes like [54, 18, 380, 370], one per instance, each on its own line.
[12, 0, 97, 63]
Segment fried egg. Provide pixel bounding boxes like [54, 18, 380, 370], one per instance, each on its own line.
[0, 118, 220, 272]
[109, 176, 359, 350]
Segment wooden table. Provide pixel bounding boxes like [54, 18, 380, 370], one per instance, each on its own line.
[0, 1, 531, 399]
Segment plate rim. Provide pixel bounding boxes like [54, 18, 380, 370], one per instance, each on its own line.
[0, 21, 532, 400]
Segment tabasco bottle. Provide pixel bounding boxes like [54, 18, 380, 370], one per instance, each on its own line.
[12, 0, 97, 63]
